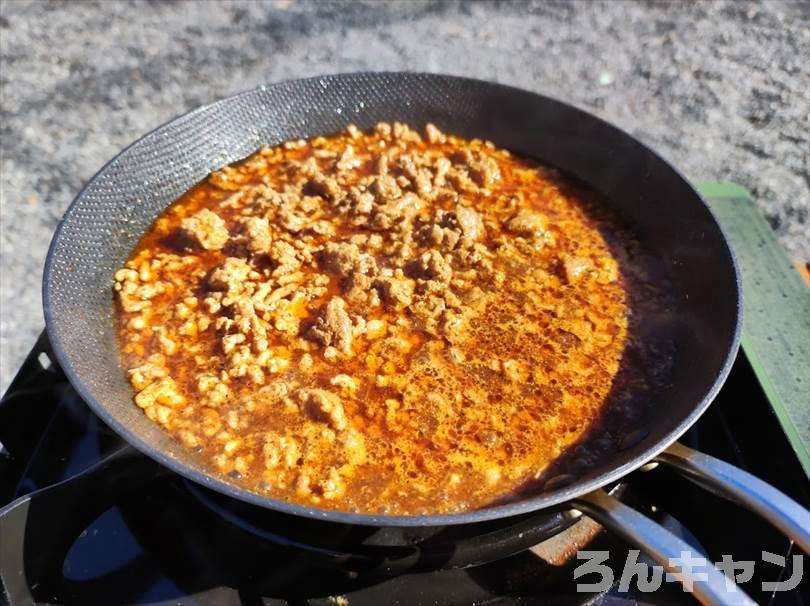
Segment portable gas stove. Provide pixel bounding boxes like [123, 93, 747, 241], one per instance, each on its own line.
[1, 184, 807, 605]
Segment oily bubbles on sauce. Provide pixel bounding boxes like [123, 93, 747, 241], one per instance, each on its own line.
[114, 122, 677, 515]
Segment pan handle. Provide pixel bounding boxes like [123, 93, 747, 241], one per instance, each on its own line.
[656, 442, 810, 553]
[573, 489, 756, 605]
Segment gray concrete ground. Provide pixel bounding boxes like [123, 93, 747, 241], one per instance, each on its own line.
[1, 0, 808, 391]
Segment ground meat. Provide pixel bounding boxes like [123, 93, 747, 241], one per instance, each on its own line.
[319, 241, 377, 279]
[369, 174, 402, 202]
[319, 467, 346, 499]
[113, 267, 167, 312]
[296, 388, 347, 431]
[392, 121, 423, 143]
[451, 149, 501, 187]
[343, 272, 374, 306]
[410, 249, 453, 283]
[370, 193, 424, 231]
[425, 122, 447, 145]
[455, 205, 484, 241]
[263, 432, 300, 469]
[395, 153, 434, 198]
[424, 223, 461, 251]
[563, 255, 593, 283]
[340, 428, 367, 465]
[239, 216, 272, 254]
[305, 173, 342, 201]
[208, 257, 253, 293]
[181, 209, 229, 250]
[505, 209, 548, 238]
[278, 209, 309, 233]
[116, 121, 669, 517]
[268, 240, 301, 275]
[330, 373, 359, 396]
[128, 355, 168, 390]
[416, 210, 462, 251]
[373, 275, 415, 310]
[197, 373, 230, 406]
[346, 188, 374, 216]
[308, 297, 353, 353]
[336, 144, 360, 173]
[410, 295, 447, 334]
[134, 376, 184, 409]
[432, 156, 451, 187]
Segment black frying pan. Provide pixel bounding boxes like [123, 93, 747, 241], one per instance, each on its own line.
[39, 73, 809, 604]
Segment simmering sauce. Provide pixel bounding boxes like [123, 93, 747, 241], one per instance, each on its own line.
[115, 122, 676, 514]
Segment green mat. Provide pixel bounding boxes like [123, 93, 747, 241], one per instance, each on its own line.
[697, 182, 810, 476]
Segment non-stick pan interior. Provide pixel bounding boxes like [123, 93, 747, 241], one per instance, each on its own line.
[43, 73, 741, 526]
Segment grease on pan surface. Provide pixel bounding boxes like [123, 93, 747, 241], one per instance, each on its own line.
[115, 123, 676, 515]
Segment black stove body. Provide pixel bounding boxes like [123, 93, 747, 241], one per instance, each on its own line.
[1, 334, 807, 605]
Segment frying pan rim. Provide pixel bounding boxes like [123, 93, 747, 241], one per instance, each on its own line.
[42, 71, 743, 527]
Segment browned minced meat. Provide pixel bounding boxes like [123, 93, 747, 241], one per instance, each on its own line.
[308, 297, 353, 354]
[115, 122, 676, 514]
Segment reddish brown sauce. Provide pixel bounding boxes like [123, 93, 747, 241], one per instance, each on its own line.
[114, 122, 676, 514]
